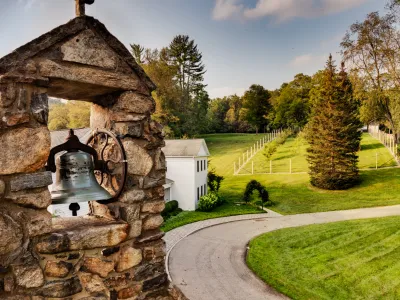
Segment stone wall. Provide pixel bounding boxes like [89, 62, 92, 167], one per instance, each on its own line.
[0, 75, 173, 299]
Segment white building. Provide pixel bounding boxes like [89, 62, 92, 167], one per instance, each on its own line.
[162, 139, 210, 211]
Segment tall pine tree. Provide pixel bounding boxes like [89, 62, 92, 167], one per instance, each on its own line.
[307, 56, 362, 190]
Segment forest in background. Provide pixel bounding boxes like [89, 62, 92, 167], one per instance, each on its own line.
[49, 0, 400, 142]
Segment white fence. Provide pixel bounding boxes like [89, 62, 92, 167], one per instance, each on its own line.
[368, 125, 398, 163]
[233, 129, 282, 175]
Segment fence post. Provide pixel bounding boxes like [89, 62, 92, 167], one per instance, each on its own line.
[376, 153, 378, 170]
[290, 159, 292, 174]
[239, 157, 241, 169]
[247, 150, 249, 161]
[270, 160, 272, 174]
[243, 153, 245, 163]
[252, 161, 254, 174]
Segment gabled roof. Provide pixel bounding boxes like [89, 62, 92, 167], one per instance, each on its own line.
[0, 16, 155, 92]
[162, 139, 210, 157]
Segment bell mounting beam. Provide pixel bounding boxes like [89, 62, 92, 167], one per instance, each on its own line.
[75, 0, 95, 17]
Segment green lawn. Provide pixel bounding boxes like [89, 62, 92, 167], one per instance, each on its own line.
[162, 133, 400, 231]
[239, 133, 397, 174]
[247, 216, 400, 300]
[161, 202, 263, 232]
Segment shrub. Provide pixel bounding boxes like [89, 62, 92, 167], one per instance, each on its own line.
[162, 200, 182, 221]
[197, 192, 223, 212]
[163, 200, 178, 215]
[243, 180, 272, 206]
[208, 169, 224, 192]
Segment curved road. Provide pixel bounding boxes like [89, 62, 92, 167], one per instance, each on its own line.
[168, 205, 400, 300]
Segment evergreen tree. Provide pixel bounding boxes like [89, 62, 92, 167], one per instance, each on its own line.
[130, 44, 144, 64]
[169, 35, 206, 111]
[306, 56, 362, 190]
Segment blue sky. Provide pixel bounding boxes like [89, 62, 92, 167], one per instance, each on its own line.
[0, 0, 387, 98]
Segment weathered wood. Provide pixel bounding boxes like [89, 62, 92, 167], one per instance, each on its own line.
[10, 171, 53, 192]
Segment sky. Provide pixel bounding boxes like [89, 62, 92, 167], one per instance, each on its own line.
[0, 0, 388, 99]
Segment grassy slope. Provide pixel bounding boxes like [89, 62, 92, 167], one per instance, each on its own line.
[161, 134, 266, 232]
[247, 216, 400, 300]
[239, 133, 397, 174]
[162, 133, 400, 231]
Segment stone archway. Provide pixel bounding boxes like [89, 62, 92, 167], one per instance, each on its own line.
[0, 15, 173, 299]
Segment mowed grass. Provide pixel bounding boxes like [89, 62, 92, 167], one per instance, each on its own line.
[162, 133, 400, 231]
[239, 133, 397, 174]
[247, 216, 400, 300]
[161, 133, 267, 232]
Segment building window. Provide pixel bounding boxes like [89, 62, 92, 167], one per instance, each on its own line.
[197, 161, 199, 172]
[197, 187, 200, 201]
[201, 185, 203, 196]
[201, 160, 203, 171]
[205, 160, 207, 170]
[204, 183, 207, 195]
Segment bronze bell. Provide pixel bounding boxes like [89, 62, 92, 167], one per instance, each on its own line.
[46, 129, 112, 204]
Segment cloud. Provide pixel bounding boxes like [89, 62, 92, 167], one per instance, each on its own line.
[212, 0, 367, 22]
[207, 86, 246, 98]
[212, 0, 244, 21]
[18, 0, 38, 10]
[289, 53, 342, 69]
[289, 54, 314, 67]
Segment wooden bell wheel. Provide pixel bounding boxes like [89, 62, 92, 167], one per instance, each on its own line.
[86, 129, 127, 203]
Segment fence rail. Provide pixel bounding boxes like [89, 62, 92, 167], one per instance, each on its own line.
[233, 126, 399, 176]
[233, 129, 282, 175]
[368, 125, 399, 163]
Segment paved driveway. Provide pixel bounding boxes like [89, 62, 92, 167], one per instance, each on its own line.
[167, 205, 400, 300]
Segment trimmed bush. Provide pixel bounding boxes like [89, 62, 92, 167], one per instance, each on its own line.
[243, 180, 272, 206]
[208, 169, 224, 192]
[163, 200, 178, 215]
[197, 192, 223, 212]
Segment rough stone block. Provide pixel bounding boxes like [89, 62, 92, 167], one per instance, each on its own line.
[12, 263, 44, 288]
[8, 187, 51, 209]
[142, 200, 165, 214]
[0, 127, 50, 175]
[31, 93, 48, 125]
[113, 122, 143, 138]
[137, 229, 165, 244]
[25, 209, 52, 237]
[142, 273, 168, 292]
[0, 179, 5, 197]
[80, 273, 107, 294]
[117, 283, 142, 299]
[0, 212, 24, 266]
[123, 139, 153, 176]
[119, 189, 146, 203]
[82, 257, 115, 278]
[36, 218, 129, 253]
[116, 246, 142, 272]
[142, 240, 166, 261]
[2, 112, 30, 127]
[142, 215, 164, 231]
[10, 172, 52, 192]
[44, 261, 73, 278]
[154, 149, 166, 171]
[36, 276, 82, 298]
[114, 91, 155, 114]
[61, 29, 119, 70]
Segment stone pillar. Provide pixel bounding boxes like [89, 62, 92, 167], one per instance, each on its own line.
[90, 90, 170, 299]
[0, 80, 53, 296]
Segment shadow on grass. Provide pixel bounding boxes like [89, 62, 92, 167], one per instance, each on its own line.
[361, 143, 384, 151]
